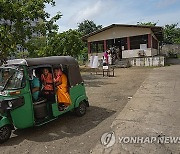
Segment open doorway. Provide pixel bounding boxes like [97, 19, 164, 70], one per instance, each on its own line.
[115, 38, 122, 59]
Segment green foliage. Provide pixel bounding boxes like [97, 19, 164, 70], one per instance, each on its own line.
[137, 22, 180, 44]
[0, 0, 61, 60]
[26, 37, 47, 58]
[40, 29, 85, 58]
[163, 23, 180, 44]
[77, 47, 88, 64]
[77, 20, 102, 35]
[137, 22, 157, 26]
[168, 50, 178, 58]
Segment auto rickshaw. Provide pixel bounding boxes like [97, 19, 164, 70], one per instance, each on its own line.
[0, 56, 89, 143]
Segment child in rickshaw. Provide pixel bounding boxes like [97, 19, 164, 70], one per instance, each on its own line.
[41, 68, 54, 100]
[53, 68, 71, 111]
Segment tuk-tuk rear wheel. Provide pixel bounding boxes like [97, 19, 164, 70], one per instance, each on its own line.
[75, 101, 87, 117]
[0, 125, 11, 144]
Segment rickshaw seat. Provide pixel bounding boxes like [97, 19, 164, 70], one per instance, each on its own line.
[33, 98, 47, 105]
[33, 98, 48, 119]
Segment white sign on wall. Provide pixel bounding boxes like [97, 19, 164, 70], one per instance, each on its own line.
[140, 44, 147, 50]
[92, 56, 99, 68]
[89, 56, 94, 68]
[89, 55, 99, 68]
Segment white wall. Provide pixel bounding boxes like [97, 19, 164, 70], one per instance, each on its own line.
[130, 56, 165, 66]
[122, 48, 152, 58]
[151, 48, 158, 56]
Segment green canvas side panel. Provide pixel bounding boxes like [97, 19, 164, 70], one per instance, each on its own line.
[0, 66, 35, 129]
[10, 75, 35, 129]
[69, 83, 88, 107]
[52, 83, 87, 117]
[52, 103, 60, 117]
[10, 92, 34, 129]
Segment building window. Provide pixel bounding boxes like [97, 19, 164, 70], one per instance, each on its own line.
[120, 37, 128, 50]
[106, 38, 127, 50]
[130, 34, 148, 50]
[107, 39, 114, 49]
[90, 41, 104, 53]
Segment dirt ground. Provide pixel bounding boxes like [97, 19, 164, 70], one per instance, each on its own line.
[0, 67, 151, 154]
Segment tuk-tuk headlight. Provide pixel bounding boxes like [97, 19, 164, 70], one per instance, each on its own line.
[0, 91, 8, 96]
[8, 101, 13, 108]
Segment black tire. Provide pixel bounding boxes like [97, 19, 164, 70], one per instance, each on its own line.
[0, 125, 11, 144]
[75, 101, 87, 117]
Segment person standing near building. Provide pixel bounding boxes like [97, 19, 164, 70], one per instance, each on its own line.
[108, 51, 112, 65]
[104, 49, 111, 64]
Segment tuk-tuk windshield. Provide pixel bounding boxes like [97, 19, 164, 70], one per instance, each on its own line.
[0, 66, 25, 91]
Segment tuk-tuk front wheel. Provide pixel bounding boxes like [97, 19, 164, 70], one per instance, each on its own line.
[75, 101, 87, 117]
[0, 125, 11, 144]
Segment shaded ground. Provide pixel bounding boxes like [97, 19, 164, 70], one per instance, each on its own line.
[166, 58, 180, 65]
[0, 67, 151, 154]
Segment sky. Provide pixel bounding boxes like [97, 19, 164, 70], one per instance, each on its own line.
[45, 0, 180, 32]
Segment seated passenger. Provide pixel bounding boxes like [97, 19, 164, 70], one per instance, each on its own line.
[30, 70, 40, 101]
[0, 70, 14, 89]
[1, 70, 10, 84]
[54, 68, 71, 111]
[41, 68, 53, 95]
[3, 70, 10, 79]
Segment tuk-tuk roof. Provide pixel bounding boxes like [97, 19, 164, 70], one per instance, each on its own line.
[6, 56, 83, 86]
[7, 56, 78, 66]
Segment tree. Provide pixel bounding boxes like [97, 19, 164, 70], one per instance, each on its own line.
[77, 20, 102, 35]
[0, 0, 62, 61]
[137, 22, 180, 44]
[26, 37, 47, 58]
[137, 22, 157, 26]
[163, 23, 180, 44]
[40, 29, 85, 58]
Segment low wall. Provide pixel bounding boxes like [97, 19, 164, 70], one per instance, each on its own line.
[87, 53, 164, 67]
[129, 56, 165, 67]
[151, 48, 158, 56]
[122, 48, 158, 58]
